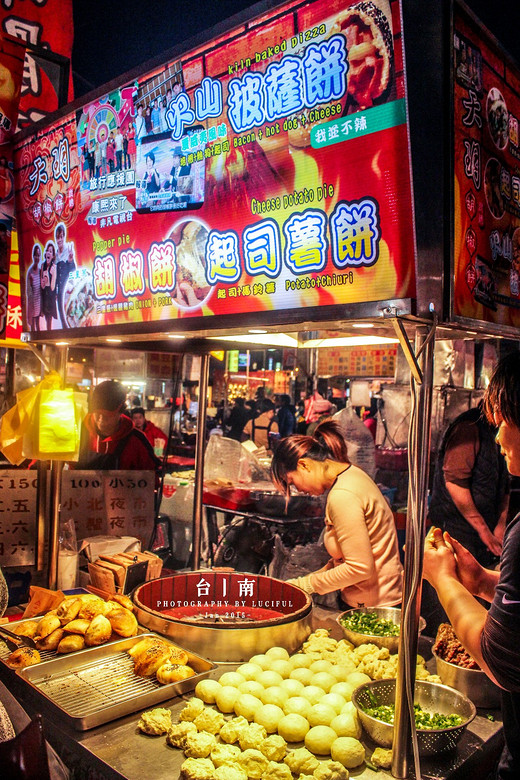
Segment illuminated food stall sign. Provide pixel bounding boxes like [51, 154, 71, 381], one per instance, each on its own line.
[453, 2, 520, 328]
[14, 0, 416, 334]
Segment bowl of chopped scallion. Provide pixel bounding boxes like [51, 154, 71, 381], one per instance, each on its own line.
[337, 607, 426, 653]
[351, 679, 476, 756]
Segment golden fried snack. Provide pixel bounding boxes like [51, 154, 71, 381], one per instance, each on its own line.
[133, 643, 172, 677]
[36, 627, 64, 651]
[156, 662, 195, 685]
[128, 636, 165, 660]
[57, 634, 86, 653]
[7, 646, 41, 669]
[84, 614, 112, 646]
[111, 593, 135, 612]
[56, 598, 82, 624]
[79, 597, 108, 621]
[12, 621, 39, 639]
[62, 618, 91, 635]
[169, 646, 189, 665]
[35, 614, 61, 640]
[107, 608, 138, 637]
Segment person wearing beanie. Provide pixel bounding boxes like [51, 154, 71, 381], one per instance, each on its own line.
[77, 380, 160, 471]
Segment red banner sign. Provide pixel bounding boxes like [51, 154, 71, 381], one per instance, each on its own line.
[14, 0, 416, 335]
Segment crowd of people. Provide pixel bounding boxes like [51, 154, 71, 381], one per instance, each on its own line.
[26, 223, 76, 331]
[82, 123, 136, 182]
[134, 81, 184, 142]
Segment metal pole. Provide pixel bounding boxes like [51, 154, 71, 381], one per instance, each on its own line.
[392, 323, 435, 779]
[47, 345, 68, 590]
[191, 352, 210, 571]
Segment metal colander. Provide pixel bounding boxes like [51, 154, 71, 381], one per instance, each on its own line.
[351, 679, 477, 756]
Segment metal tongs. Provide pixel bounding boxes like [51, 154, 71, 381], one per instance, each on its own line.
[0, 624, 37, 649]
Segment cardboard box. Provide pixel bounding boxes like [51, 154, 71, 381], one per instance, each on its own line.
[79, 535, 141, 562]
[87, 550, 162, 594]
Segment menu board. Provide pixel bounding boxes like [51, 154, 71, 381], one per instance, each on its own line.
[317, 345, 397, 376]
[453, 3, 520, 329]
[0, 470, 38, 567]
[14, 0, 416, 335]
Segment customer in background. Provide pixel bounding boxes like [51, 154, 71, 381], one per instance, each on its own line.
[225, 396, 250, 442]
[77, 381, 160, 471]
[423, 350, 520, 780]
[276, 394, 297, 438]
[271, 419, 402, 608]
[130, 406, 168, 457]
[428, 401, 509, 568]
[243, 398, 279, 449]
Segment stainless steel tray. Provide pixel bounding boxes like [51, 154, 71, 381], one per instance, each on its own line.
[18, 633, 216, 730]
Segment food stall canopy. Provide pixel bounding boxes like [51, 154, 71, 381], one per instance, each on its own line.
[13, 0, 420, 346]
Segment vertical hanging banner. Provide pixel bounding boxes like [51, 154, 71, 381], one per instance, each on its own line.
[453, 2, 520, 329]
[0, 0, 74, 129]
[15, 0, 416, 336]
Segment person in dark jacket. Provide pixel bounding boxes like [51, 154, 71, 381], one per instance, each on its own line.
[428, 402, 509, 568]
[276, 394, 296, 438]
[77, 381, 160, 471]
[225, 397, 250, 442]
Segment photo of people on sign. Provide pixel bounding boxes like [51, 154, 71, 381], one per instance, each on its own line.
[15, 0, 417, 334]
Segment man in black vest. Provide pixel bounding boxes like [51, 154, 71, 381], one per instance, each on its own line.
[428, 402, 510, 568]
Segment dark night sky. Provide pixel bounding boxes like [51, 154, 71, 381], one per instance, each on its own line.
[71, 0, 520, 99]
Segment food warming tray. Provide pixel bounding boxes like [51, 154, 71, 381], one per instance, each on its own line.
[17, 633, 216, 730]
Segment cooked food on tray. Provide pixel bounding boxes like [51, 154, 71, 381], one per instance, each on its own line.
[487, 87, 509, 150]
[127, 635, 196, 684]
[6, 646, 41, 669]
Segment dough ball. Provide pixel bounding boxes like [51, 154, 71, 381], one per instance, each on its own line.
[239, 680, 265, 698]
[284, 747, 319, 775]
[261, 760, 293, 780]
[330, 713, 362, 740]
[180, 757, 215, 780]
[304, 725, 338, 755]
[289, 654, 313, 670]
[137, 707, 172, 735]
[249, 654, 271, 670]
[166, 721, 198, 748]
[283, 696, 311, 719]
[179, 697, 205, 722]
[279, 678, 304, 697]
[311, 673, 337, 693]
[331, 661, 357, 679]
[259, 733, 287, 762]
[290, 668, 314, 686]
[238, 722, 268, 751]
[210, 743, 241, 767]
[265, 646, 290, 662]
[268, 660, 292, 679]
[184, 731, 217, 758]
[215, 767, 247, 780]
[307, 703, 337, 728]
[371, 747, 393, 769]
[237, 662, 264, 680]
[313, 759, 349, 780]
[319, 693, 346, 714]
[254, 703, 284, 733]
[301, 685, 325, 705]
[309, 660, 336, 675]
[215, 685, 241, 713]
[235, 693, 264, 721]
[219, 671, 246, 688]
[219, 715, 249, 744]
[256, 670, 284, 689]
[193, 708, 226, 734]
[277, 713, 310, 743]
[238, 748, 268, 779]
[329, 682, 355, 700]
[260, 686, 289, 709]
[330, 736, 365, 769]
[195, 678, 221, 704]
[340, 702, 357, 718]
[346, 672, 371, 689]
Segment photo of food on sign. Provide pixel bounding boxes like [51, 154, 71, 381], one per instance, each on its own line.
[486, 87, 509, 150]
[14, 0, 417, 334]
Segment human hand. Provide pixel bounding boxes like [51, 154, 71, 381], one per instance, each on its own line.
[445, 532, 488, 597]
[423, 527, 459, 588]
[480, 527, 502, 556]
[286, 575, 314, 594]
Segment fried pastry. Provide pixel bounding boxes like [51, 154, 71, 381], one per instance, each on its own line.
[84, 614, 112, 646]
[169, 645, 189, 665]
[156, 662, 195, 685]
[133, 643, 172, 677]
[128, 636, 164, 659]
[111, 593, 135, 612]
[57, 634, 85, 653]
[7, 646, 41, 669]
[56, 598, 82, 624]
[36, 627, 64, 651]
[35, 613, 61, 640]
[107, 607, 138, 637]
[12, 621, 39, 639]
[79, 597, 108, 621]
[62, 618, 91, 635]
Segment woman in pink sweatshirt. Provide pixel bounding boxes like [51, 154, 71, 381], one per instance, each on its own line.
[271, 419, 402, 608]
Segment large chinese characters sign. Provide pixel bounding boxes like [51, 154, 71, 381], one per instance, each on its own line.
[453, 4, 520, 328]
[15, 0, 416, 334]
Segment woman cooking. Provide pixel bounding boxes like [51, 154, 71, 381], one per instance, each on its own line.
[271, 419, 403, 608]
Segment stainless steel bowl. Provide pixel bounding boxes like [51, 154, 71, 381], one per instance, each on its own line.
[337, 607, 426, 653]
[351, 679, 476, 756]
[434, 652, 501, 709]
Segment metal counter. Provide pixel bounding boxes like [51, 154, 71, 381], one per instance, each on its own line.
[0, 608, 504, 780]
